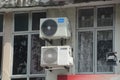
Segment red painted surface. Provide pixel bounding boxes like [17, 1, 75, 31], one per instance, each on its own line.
[58, 74, 120, 80]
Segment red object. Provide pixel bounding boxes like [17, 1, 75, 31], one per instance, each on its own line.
[58, 74, 120, 80]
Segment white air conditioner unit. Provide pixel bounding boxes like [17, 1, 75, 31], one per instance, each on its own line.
[41, 46, 73, 67]
[40, 17, 71, 39]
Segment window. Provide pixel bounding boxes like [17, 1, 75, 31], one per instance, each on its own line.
[32, 12, 46, 30]
[0, 14, 3, 32]
[14, 13, 28, 31]
[30, 34, 45, 74]
[78, 8, 94, 28]
[97, 30, 113, 72]
[97, 7, 113, 27]
[76, 6, 114, 74]
[12, 12, 46, 80]
[74, 0, 106, 3]
[78, 31, 93, 72]
[13, 35, 28, 74]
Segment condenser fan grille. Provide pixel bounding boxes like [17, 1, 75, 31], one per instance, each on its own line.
[43, 48, 57, 64]
[41, 19, 58, 36]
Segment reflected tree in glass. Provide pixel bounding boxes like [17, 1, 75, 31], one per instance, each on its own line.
[78, 8, 94, 28]
[78, 31, 93, 72]
[13, 35, 28, 74]
[97, 7, 113, 27]
[30, 34, 45, 74]
[0, 14, 3, 32]
[97, 30, 113, 72]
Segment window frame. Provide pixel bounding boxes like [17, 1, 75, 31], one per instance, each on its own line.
[76, 5, 115, 74]
[0, 36, 3, 79]
[11, 11, 46, 79]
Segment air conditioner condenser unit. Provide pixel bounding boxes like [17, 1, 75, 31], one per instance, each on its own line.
[39, 17, 71, 39]
[40, 46, 73, 68]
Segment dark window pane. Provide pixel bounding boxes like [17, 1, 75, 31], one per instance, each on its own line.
[0, 36, 3, 75]
[32, 12, 46, 30]
[12, 78, 27, 80]
[97, 30, 113, 72]
[74, 0, 103, 3]
[30, 77, 45, 80]
[78, 31, 93, 72]
[97, 7, 113, 27]
[13, 35, 28, 74]
[0, 14, 3, 32]
[78, 8, 94, 28]
[14, 13, 28, 31]
[30, 34, 45, 74]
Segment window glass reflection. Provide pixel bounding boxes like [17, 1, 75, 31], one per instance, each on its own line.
[13, 35, 28, 74]
[78, 8, 94, 28]
[78, 31, 93, 72]
[30, 34, 45, 74]
[14, 13, 28, 31]
[32, 12, 46, 30]
[97, 30, 113, 72]
[97, 7, 113, 27]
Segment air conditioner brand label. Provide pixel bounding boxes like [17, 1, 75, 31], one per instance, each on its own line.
[58, 18, 64, 23]
[60, 48, 67, 50]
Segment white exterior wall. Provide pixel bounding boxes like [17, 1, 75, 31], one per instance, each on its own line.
[115, 4, 120, 74]
[46, 7, 76, 80]
[2, 13, 13, 80]
[1, 3, 120, 80]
